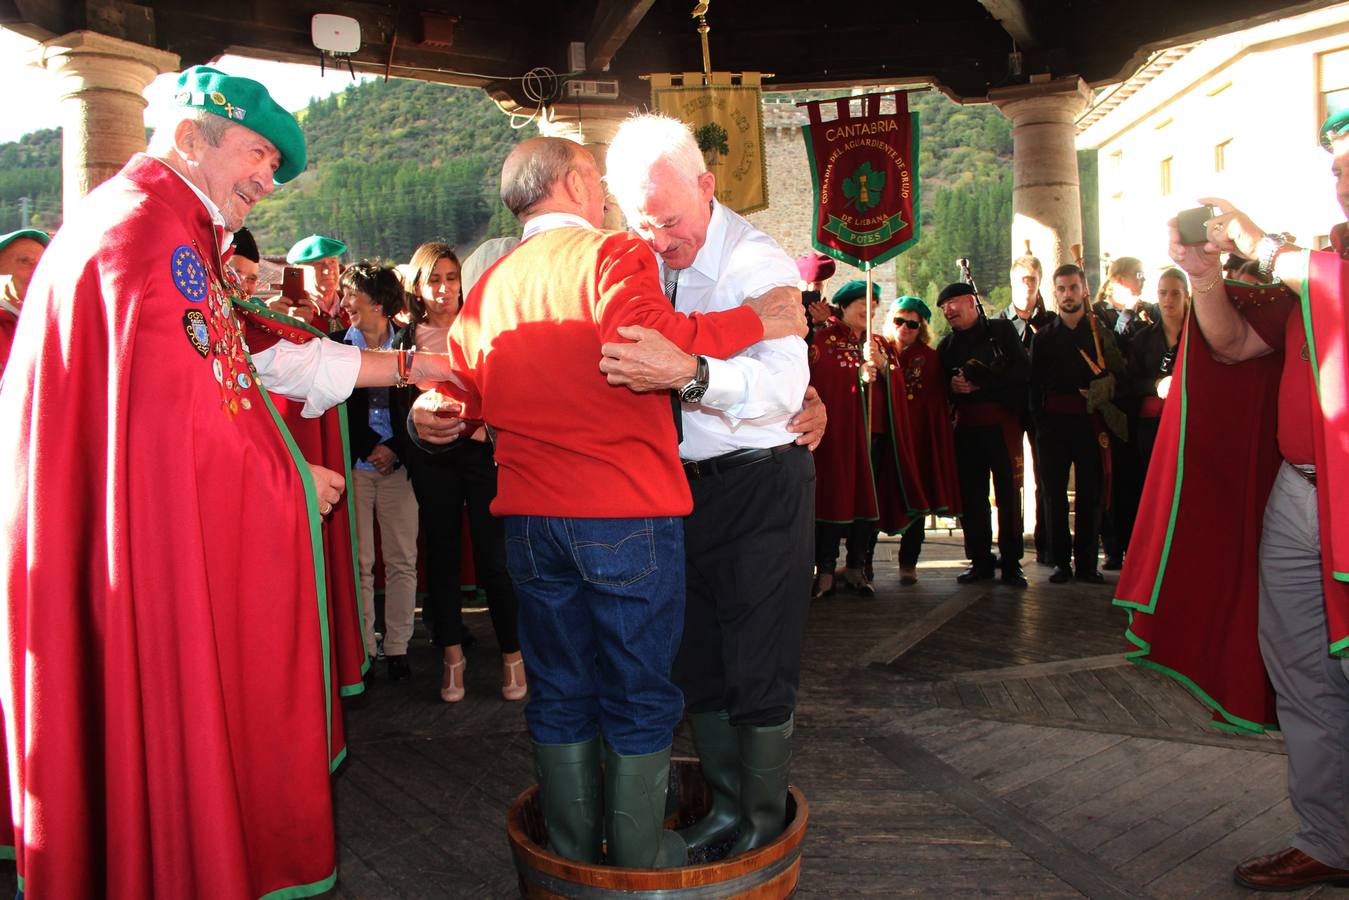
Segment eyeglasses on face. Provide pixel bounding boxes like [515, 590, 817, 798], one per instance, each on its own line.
[893, 318, 922, 330]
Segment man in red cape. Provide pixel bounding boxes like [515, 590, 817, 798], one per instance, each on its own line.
[1116, 111, 1349, 890]
[0, 66, 457, 899]
[809, 279, 927, 597]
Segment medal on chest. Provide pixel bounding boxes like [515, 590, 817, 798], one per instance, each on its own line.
[176, 240, 257, 420]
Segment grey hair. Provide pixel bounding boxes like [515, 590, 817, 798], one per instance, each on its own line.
[604, 113, 707, 218]
[146, 107, 235, 156]
[500, 138, 584, 218]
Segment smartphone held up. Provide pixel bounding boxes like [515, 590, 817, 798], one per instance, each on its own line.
[1177, 205, 1216, 246]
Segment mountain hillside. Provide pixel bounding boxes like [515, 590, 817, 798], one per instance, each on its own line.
[0, 79, 1097, 300]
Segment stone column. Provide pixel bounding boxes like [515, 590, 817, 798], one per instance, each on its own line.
[539, 101, 637, 229]
[32, 31, 179, 215]
[990, 77, 1092, 272]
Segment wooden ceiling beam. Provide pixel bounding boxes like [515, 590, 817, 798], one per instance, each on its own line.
[586, 0, 655, 72]
[976, 0, 1039, 49]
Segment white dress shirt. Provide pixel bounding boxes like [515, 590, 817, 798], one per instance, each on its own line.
[664, 201, 809, 461]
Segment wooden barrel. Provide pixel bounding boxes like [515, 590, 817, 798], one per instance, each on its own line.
[506, 757, 808, 898]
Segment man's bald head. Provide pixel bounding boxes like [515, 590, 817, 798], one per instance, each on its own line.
[500, 137, 603, 224]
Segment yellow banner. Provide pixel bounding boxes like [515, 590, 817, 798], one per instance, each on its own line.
[649, 72, 768, 215]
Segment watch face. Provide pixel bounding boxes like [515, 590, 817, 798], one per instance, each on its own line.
[680, 386, 707, 404]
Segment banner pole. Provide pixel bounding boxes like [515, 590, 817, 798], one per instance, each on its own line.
[864, 267, 874, 371]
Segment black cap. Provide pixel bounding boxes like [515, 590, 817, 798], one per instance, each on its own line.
[232, 227, 260, 263]
[937, 282, 978, 307]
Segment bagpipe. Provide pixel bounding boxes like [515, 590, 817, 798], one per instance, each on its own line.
[951, 255, 1007, 385]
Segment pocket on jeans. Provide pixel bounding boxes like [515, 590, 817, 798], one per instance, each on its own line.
[571, 520, 656, 587]
[504, 536, 539, 584]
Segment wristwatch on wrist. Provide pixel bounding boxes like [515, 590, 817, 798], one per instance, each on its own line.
[678, 355, 710, 403]
[1256, 232, 1295, 281]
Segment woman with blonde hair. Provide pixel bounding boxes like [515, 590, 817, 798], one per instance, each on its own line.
[1093, 256, 1157, 335]
[390, 241, 525, 703]
[1126, 267, 1191, 467]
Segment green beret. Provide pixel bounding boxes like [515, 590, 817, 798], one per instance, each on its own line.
[174, 65, 307, 183]
[831, 279, 882, 309]
[1322, 107, 1349, 151]
[891, 295, 931, 322]
[0, 229, 50, 252]
[286, 234, 348, 265]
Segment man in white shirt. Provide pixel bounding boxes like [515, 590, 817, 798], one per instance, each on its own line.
[601, 113, 817, 858]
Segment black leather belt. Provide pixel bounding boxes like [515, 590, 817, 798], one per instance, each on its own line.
[682, 443, 796, 480]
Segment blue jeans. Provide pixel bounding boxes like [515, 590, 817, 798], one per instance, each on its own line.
[504, 515, 685, 756]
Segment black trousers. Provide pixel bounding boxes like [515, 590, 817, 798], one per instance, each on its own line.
[1036, 414, 1103, 573]
[898, 520, 925, 568]
[1101, 431, 1142, 562]
[815, 518, 875, 571]
[405, 441, 520, 653]
[674, 445, 815, 728]
[954, 424, 1023, 568]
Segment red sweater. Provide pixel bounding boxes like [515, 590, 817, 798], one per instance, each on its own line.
[443, 225, 764, 517]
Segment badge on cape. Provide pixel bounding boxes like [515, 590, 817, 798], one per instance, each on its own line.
[183, 309, 210, 358]
[171, 245, 209, 302]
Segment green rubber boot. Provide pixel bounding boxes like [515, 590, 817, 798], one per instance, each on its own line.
[604, 745, 688, 868]
[727, 717, 794, 856]
[533, 738, 603, 863]
[677, 710, 742, 850]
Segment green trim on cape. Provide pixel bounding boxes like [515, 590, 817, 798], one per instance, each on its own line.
[256, 869, 338, 900]
[1122, 622, 1273, 734]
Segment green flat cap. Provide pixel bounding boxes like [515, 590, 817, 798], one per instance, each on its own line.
[0, 228, 50, 252]
[174, 65, 307, 183]
[892, 295, 931, 322]
[286, 234, 348, 264]
[831, 279, 881, 309]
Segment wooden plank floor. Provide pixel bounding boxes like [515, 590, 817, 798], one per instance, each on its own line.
[0, 530, 1325, 897]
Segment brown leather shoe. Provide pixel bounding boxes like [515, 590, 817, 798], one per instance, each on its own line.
[1234, 847, 1349, 890]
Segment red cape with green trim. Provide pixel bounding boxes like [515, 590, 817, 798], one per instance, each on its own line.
[898, 341, 961, 516]
[0, 155, 340, 898]
[1115, 254, 1349, 733]
[810, 321, 927, 532]
[237, 299, 370, 722]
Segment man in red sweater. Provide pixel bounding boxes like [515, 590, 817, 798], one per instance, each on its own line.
[415, 136, 805, 869]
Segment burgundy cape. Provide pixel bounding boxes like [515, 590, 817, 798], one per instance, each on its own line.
[1115, 254, 1349, 733]
[898, 341, 961, 516]
[810, 321, 927, 532]
[0, 155, 341, 898]
[239, 300, 370, 717]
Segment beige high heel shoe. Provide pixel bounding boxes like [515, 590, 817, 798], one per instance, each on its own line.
[440, 656, 466, 703]
[501, 656, 527, 701]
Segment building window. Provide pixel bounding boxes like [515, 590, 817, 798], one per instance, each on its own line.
[1160, 157, 1173, 196]
[1318, 48, 1349, 145]
[1215, 139, 1231, 172]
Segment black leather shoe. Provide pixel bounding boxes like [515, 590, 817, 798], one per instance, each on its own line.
[1000, 566, 1028, 588]
[1102, 556, 1123, 571]
[386, 655, 412, 681]
[956, 564, 995, 584]
[1048, 566, 1072, 584]
[1075, 569, 1105, 584]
